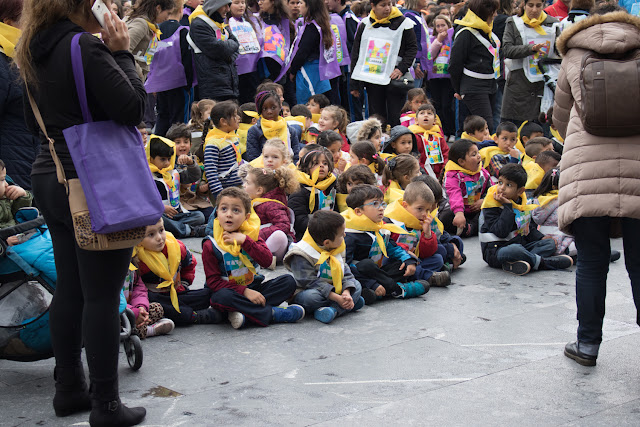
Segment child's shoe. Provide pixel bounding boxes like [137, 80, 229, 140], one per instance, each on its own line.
[541, 255, 573, 270]
[228, 311, 246, 329]
[428, 271, 451, 287]
[395, 282, 426, 299]
[194, 307, 223, 324]
[146, 318, 175, 337]
[189, 224, 207, 237]
[415, 280, 431, 293]
[314, 307, 338, 324]
[360, 287, 377, 305]
[267, 256, 277, 270]
[610, 250, 621, 263]
[272, 304, 305, 323]
[352, 296, 365, 312]
[441, 263, 453, 274]
[502, 260, 531, 275]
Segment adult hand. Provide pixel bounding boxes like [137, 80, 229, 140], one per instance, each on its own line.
[164, 205, 179, 218]
[102, 10, 130, 52]
[531, 43, 545, 53]
[454, 93, 462, 101]
[389, 68, 403, 80]
[244, 288, 266, 306]
[5, 185, 26, 200]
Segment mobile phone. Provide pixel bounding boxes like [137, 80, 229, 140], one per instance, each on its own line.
[91, 0, 109, 28]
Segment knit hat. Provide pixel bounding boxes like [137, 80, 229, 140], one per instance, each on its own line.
[382, 125, 418, 155]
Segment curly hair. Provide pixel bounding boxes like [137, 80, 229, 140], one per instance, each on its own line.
[246, 166, 299, 195]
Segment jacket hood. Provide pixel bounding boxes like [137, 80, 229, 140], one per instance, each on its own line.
[557, 11, 640, 55]
[262, 187, 288, 204]
[382, 125, 418, 154]
[29, 19, 80, 65]
[204, 0, 232, 18]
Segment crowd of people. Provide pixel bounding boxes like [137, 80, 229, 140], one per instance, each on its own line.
[2, 0, 640, 425]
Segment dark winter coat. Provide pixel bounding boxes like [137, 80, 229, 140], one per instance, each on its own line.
[449, 26, 498, 95]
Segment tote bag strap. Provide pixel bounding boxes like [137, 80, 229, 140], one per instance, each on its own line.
[70, 32, 93, 123]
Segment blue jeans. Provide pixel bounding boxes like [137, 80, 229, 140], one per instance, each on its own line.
[573, 217, 640, 345]
[493, 79, 504, 130]
[496, 239, 556, 269]
[162, 210, 205, 238]
[414, 252, 445, 280]
[293, 281, 363, 316]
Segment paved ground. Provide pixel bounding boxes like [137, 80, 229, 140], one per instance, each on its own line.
[1, 236, 639, 426]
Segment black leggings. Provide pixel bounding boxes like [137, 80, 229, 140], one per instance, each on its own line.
[366, 82, 410, 127]
[32, 173, 132, 385]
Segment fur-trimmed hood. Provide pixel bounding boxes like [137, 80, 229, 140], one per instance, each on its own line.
[557, 11, 640, 55]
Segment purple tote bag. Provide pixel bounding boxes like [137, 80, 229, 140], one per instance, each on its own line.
[145, 26, 197, 93]
[62, 33, 164, 234]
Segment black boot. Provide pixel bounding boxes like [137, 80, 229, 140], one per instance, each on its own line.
[53, 366, 92, 417]
[89, 379, 146, 427]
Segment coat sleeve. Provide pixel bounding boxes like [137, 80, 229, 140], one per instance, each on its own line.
[444, 171, 465, 214]
[245, 125, 263, 161]
[203, 239, 247, 294]
[203, 144, 222, 196]
[448, 29, 470, 94]
[484, 205, 516, 238]
[429, 36, 443, 59]
[178, 241, 197, 285]
[501, 18, 535, 59]
[288, 24, 320, 76]
[128, 273, 150, 314]
[397, 26, 418, 74]
[179, 161, 202, 184]
[288, 255, 335, 297]
[241, 236, 274, 268]
[258, 203, 292, 241]
[553, 56, 573, 139]
[190, 18, 240, 62]
[127, 19, 150, 56]
[418, 229, 438, 258]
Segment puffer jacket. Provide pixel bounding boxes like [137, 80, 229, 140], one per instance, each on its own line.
[553, 11, 640, 235]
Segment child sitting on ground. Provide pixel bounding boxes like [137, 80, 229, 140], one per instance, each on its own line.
[349, 141, 388, 186]
[285, 210, 365, 324]
[353, 117, 383, 151]
[460, 115, 492, 147]
[202, 187, 304, 329]
[522, 136, 554, 166]
[384, 182, 451, 287]
[122, 269, 175, 339]
[249, 138, 294, 170]
[136, 218, 218, 325]
[480, 121, 521, 180]
[479, 164, 573, 275]
[189, 99, 215, 153]
[289, 147, 338, 241]
[281, 101, 291, 117]
[243, 166, 299, 262]
[289, 104, 314, 143]
[443, 139, 491, 237]
[306, 93, 330, 122]
[317, 130, 349, 175]
[336, 165, 377, 212]
[524, 145, 561, 196]
[147, 135, 206, 238]
[409, 103, 448, 178]
[381, 126, 420, 159]
[382, 154, 421, 204]
[343, 185, 426, 304]
[516, 121, 544, 153]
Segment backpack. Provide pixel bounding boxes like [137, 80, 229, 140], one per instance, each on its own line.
[576, 49, 640, 137]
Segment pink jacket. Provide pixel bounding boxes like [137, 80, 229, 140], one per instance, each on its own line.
[124, 271, 149, 319]
[444, 168, 491, 214]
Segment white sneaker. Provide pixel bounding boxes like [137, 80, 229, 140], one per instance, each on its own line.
[228, 311, 246, 329]
[151, 318, 175, 335]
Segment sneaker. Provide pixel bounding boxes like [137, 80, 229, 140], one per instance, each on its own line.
[395, 281, 425, 299]
[195, 307, 223, 324]
[228, 311, 246, 329]
[460, 253, 467, 266]
[360, 287, 377, 305]
[415, 280, 431, 294]
[428, 271, 451, 287]
[151, 318, 175, 335]
[267, 256, 277, 270]
[352, 296, 365, 312]
[189, 224, 207, 238]
[564, 341, 597, 366]
[314, 307, 337, 324]
[502, 260, 531, 275]
[441, 263, 453, 274]
[272, 304, 305, 323]
[542, 255, 573, 270]
[610, 250, 621, 263]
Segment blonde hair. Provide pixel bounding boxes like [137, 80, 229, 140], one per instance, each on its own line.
[190, 99, 216, 131]
[262, 138, 292, 165]
[247, 166, 300, 195]
[432, 14, 452, 29]
[322, 106, 348, 135]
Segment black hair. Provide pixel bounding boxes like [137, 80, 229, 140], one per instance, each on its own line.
[291, 104, 312, 119]
[216, 187, 252, 216]
[255, 90, 281, 115]
[308, 94, 330, 109]
[535, 150, 561, 168]
[239, 102, 257, 124]
[412, 174, 443, 204]
[533, 168, 560, 198]
[350, 141, 387, 175]
[149, 137, 174, 158]
[308, 210, 345, 245]
[137, 122, 147, 130]
[317, 130, 343, 148]
[498, 163, 527, 188]
[346, 184, 384, 209]
[166, 123, 191, 142]
[337, 164, 377, 193]
[381, 154, 419, 188]
[468, 0, 499, 21]
[463, 115, 487, 134]
[520, 121, 544, 141]
[298, 146, 335, 175]
[495, 121, 518, 137]
[210, 100, 240, 128]
[282, 101, 290, 108]
[448, 139, 477, 165]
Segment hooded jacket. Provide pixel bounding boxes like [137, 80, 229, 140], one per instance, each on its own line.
[553, 12, 640, 235]
[381, 125, 419, 156]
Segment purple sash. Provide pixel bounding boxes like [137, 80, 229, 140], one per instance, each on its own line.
[145, 26, 197, 93]
[229, 16, 263, 75]
[260, 18, 290, 66]
[330, 14, 351, 67]
[404, 10, 430, 69]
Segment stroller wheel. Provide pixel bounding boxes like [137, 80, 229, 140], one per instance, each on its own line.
[124, 335, 143, 371]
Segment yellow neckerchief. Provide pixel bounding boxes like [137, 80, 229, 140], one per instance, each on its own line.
[550, 127, 564, 143]
[409, 124, 442, 138]
[537, 189, 558, 207]
[252, 197, 286, 207]
[311, 113, 321, 124]
[479, 146, 509, 168]
[145, 20, 162, 39]
[237, 123, 252, 154]
[516, 121, 528, 153]
[336, 193, 348, 212]
[0, 22, 20, 58]
[367, 162, 379, 175]
[384, 180, 404, 204]
[481, 185, 538, 211]
[524, 162, 545, 190]
[342, 207, 408, 258]
[369, 6, 403, 26]
[244, 111, 289, 141]
[134, 232, 181, 313]
[385, 199, 422, 230]
[297, 168, 336, 211]
[444, 160, 481, 176]
[460, 131, 481, 143]
[521, 153, 534, 167]
[285, 115, 308, 131]
[212, 208, 261, 276]
[205, 127, 241, 163]
[146, 135, 177, 191]
[455, 9, 494, 38]
[380, 152, 396, 160]
[522, 11, 548, 35]
[189, 5, 228, 30]
[301, 230, 346, 294]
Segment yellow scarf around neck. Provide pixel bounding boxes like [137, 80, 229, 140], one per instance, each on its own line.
[297, 168, 336, 212]
[524, 162, 545, 190]
[369, 6, 403, 26]
[336, 193, 348, 213]
[252, 197, 286, 207]
[134, 232, 181, 313]
[479, 146, 509, 168]
[0, 22, 20, 58]
[244, 111, 289, 141]
[537, 190, 558, 207]
[212, 208, 261, 276]
[205, 127, 241, 163]
[146, 20, 162, 38]
[460, 131, 481, 143]
[384, 199, 422, 231]
[384, 180, 404, 204]
[455, 9, 494, 37]
[409, 124, 442, 138]
[189, 5, 228, 30]
[550, 127, 564, 143]
[523, 11, 548, 35]
[301, 230, 346, 294]
[342, 208, 408, 258]
[481, 185, 538, 211]
[444, 160, 481, 176]
[146, 135, 177, 192]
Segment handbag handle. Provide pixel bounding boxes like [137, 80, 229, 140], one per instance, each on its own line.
[70, 32, 93, 124]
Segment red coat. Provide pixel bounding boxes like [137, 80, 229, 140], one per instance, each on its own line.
[138, 239, 196, 293]
[544, 1, 569, 19]
[254, 187, 294, 241]
[416, 132, 449, 179]
[391, 228, 439, 259]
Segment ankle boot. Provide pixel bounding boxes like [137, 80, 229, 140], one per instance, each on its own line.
[89, 379, 146, 426]
[52, 366, 92, 417]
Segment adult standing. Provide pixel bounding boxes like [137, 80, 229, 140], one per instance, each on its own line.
[16, 0, 147, 424]
[0, 0, 40, 190]
[553, 7, 640, 367]
[402, 0, 430, 88]
[350, 0, 418, 127]
[501, 0, 559, 127]
[449, 0, 501, 133]
[490, 0, 512, 129]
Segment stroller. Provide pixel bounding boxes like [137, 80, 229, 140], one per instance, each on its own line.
[0, 208, 143, 370]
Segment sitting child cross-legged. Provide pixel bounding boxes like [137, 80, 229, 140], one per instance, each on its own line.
[202, 187, 305, 329]
[285, 210, 365, 324]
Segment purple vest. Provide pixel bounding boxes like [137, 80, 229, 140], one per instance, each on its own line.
[330, 14, 351, 67]
[427, 28, 453, 80]
[229, 16, 263, 75]
[404, 10, 430, 69]
[144, 26, 197, 93]
[260, 18, 291, 66]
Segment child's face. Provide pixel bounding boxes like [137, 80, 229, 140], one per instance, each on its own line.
[326, 140, 342, 165]
[243, 174, 262, 199]
[346, 179, 364, 193]
[349, 150, 365, 166]
[357, 197, 386, 223]
[472, 124, 490, 142]
[435, 18, 449, 34]
[323, 223, 346, 250]
[261, 97, 281, 121]
[307, 100, 321, 114]
[497, 177, 524, 202]
[309, 155, 330, 180]
[150, 155, 171, 170]
[416, 109, 436, 129]
[392, 135, 414, 155]
[174, 137, 191, 156]
[458, 145, 481, 171]
[217, 196, 250, 232]
[263, 145, 284, 169]
[399, 166, 421, 189]
[370, 129, 382, 151]
[0, 168, 7, 199]
[496, 131, 518, 152]
[410, 96, 427, 113]
[141, 219, 167, 252]
[317, 111, 337, 132]
[217, 4, 230, 15]
[403, 198, 436, 222]
[282, 105, 291, 117]
[304, 117, 312, 130]
[522, 132, 543, 145]
[230, 0, 246, 17]
[220, 112, 241, 132]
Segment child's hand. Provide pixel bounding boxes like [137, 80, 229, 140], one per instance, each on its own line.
[470, 198, 484, 212]
[401, 262, 416, 277]
[6, 236, 19, 246]
[223, 231, 246, 245]
[244, 288, 266, 306]
[509, 148, 520, 158]
[452, 244, 463, 269]
[164, 205, 179, 218]
[5, 185, 26, 200]
[199, 182, 209, 193]
[437, 31, 447, 42]
[375, 285, 386, 297]
[177, 154, 194, 165]
[337, 157, 348, 172]
[136, 307, 149, 328]
[414, 64, 424, 79]
[422, 215, 434, 236]
[340, 290, 354, 310]
[493, 191, 511, 205]
[453, 211, 467, 228]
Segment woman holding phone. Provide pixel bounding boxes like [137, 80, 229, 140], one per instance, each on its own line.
[16, 0, 147, 425]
